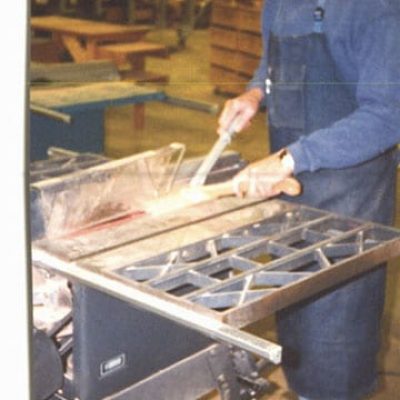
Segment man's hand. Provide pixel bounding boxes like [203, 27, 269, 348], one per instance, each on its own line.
[218, 88, 264, 135]
[233, 149, 300, 198]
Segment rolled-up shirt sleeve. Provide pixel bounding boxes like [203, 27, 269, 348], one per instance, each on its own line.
[247, 50, 268, 96]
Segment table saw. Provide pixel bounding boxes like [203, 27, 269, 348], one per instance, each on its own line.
[30, 146, 400, 400]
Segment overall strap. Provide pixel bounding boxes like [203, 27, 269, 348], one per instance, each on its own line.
[313, 0, 327, 33]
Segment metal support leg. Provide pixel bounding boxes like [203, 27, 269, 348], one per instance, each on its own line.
[206, 345, 243, 400]
[94, 0, 104, 19]
[127, 0, 136, 23]
[104, 344, 271, 400]
[177, 0, 195, 48]
[157, 0, 167, 28]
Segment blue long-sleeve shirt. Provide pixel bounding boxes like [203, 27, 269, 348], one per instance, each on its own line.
[249, 0, 400, 174]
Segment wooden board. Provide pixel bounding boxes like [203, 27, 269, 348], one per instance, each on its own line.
[30, 38, 64, 63]
[210, 2, 262, 95]
[30, 61, 120, 84]
[210, 47, 239, 70]
[210, 4, 240, 28]
[120, 70, 169, 84]
[238, 8, 262, 33]
[213, 0, 263, 9]
[237, 31, 263, 57]
[210, 66, 248, 95]
[236, 52, 260, 75]
[209, 27, 238, 51]
[30, 81, 164, 109]
[210, 47, 259, 76]
[98, 41, 168, 58]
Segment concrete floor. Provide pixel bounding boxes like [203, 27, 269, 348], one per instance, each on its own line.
[104, 28, 400, 400]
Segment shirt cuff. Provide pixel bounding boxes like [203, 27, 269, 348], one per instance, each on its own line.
[287, 138, 314, 174]
[246, 80, 267, 106]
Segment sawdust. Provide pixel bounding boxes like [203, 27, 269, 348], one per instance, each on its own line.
[145, 182, 234, 216]
[145, 187, 211, 216]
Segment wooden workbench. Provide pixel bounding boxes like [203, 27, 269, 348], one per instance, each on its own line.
[30, 82, 166, 161]
[31, 16, 151, 62]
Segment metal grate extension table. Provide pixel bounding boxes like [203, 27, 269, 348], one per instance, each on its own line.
[32, 197, 400, 365]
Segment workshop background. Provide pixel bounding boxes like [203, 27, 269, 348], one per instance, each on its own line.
[30, 0, 400, 399]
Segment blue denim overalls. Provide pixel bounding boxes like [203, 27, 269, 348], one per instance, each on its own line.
[266, 0, 398, 398]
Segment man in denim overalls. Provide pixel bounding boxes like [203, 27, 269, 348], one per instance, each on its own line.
[218, 1, 400, 399]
